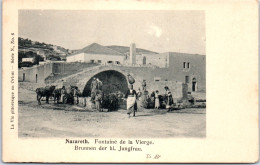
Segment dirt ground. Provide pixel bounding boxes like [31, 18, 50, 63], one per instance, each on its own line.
[18, 87, 206, 138]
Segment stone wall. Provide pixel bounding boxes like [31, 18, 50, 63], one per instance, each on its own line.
[144, 52, 169, 68]
[18, 55, 206, 99]
[18, 62, 98, 85]
[52, 65, 186, 98]
[18, 63, 53, 85]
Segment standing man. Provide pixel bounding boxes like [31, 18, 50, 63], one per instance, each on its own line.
[125, 84, 137, 117]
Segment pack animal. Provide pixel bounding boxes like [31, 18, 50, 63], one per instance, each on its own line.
[107, 93, 118, 112]
[36, 86, 56, 105]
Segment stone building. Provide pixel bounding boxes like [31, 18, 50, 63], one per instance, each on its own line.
[66, 43, 126, 65]
[22, 57, 35, 63]
[143, 52, 206, 92]
[19, 43, 206, 99]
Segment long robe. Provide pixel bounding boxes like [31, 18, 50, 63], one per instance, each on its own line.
[125, 89, 137, 114]
[166, 91, 173, 109]
[155, 93, 160, 108]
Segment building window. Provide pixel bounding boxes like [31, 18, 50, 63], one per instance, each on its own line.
[90, 60, 94, 63]
[187, 62, 190, 68]
[107, 61, 113, 64]
[154, 77, 161, 82]
[97, 60, 101, 63]
[183, 62, 186, 68]
[115, 61, 120, 64]
[185, 76, 189, 83]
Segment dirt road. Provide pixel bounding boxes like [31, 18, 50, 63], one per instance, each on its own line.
[18, 88, 206, 138]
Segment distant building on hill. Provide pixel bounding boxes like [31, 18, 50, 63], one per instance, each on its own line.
[22, 57, 35, 63]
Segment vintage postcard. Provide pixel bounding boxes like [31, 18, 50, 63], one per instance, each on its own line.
[2, 0, 258, 163]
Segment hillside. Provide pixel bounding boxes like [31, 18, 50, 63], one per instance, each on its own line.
[18, 37, 70, 61]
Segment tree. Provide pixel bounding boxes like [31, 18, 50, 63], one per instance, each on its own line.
[34, 55, 44, 65]
[18, 51, 26, 63]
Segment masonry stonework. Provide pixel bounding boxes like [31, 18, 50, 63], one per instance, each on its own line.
[18, 51, 206, 99]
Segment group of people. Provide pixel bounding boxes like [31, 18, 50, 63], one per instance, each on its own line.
[125, 82, 174, 118]
[37, 77, 175, 114]
[57, 85, 80, 104]
[90, 77, 174, 116]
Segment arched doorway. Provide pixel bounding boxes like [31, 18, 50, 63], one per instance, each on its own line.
[192, 77, 197, 92]
[82, 70, 128, 97]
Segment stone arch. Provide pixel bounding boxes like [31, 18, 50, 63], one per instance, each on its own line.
[81, 69, 129, 97]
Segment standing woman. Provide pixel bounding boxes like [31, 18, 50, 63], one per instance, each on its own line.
[60, 86, 66, 104]
[73, 87, 80, 105]
[125, 84, 137, 117]
[136, 88, 142, 111]
[164, 86, 173, 112]
[136, 88, 142, 100]
[154, 90, 160, 109]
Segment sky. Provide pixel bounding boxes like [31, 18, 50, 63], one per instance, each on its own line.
[19, 10, 205, 54]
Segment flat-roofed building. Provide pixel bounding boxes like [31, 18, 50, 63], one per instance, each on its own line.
[22, 57, 35, 63]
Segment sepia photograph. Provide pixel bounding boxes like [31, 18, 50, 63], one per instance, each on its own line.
[2, 0, 258, 163]
[18, 10, 206, 138]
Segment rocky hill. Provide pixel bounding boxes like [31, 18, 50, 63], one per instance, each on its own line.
[18, 37, 70, 62]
